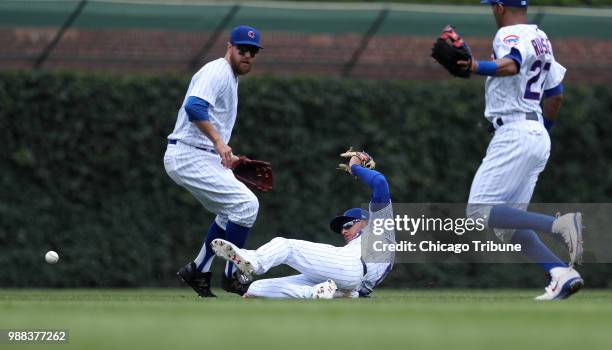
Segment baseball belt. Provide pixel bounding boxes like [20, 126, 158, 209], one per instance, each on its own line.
[487, 112, 540, 134]
[493, 112, 539, 128]
[168, 139, 217, 154]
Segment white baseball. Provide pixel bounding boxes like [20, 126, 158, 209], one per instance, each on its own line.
[45, 251, 59, 264]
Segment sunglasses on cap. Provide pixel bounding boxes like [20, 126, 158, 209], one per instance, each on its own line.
[342, 219, 362, 230]
[235, 44, 260, 57]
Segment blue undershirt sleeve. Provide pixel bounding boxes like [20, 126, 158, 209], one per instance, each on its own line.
[184, 96, 210, 122]
[503, 47, 523, 72]
[350, 165, 391, 205]
[543, 83, 564, 98]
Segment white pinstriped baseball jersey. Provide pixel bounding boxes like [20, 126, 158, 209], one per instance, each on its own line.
[164, 56, 258, 277]
[484, 24, 566, 121]
[467, 24, 564, 241]
[167, 58, 238, 148]
[353, 203, 395, 294]
[244, 202, 394, 298]
[467, 120, 550, 241]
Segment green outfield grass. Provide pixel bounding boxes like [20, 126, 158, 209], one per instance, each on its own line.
[1, 289, 611, 350]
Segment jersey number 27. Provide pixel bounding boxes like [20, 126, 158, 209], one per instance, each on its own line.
[524, 60, 551, 101]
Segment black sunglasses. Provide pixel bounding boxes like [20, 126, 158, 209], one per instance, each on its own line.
[235, 44, 260, 57]
[342, 219, 361, 230]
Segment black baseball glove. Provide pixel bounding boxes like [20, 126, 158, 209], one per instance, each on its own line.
[431, 25, 472, 79]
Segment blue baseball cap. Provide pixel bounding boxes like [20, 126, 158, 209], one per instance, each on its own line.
[230, 25, 263, 48]
[329, 208, 369, 233]
[480, 0, 528, 7]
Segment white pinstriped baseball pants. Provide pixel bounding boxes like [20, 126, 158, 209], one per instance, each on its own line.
[245, 237, 364, 298]
[467, 120, 551, 241]
[163, 141, 259, 229]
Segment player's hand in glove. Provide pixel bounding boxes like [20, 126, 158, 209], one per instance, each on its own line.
[231, 156, 273, 192]
[338, 147, 375, 175]
[431, 25, 472, 78]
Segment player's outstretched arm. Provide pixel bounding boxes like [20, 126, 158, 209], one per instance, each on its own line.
[349, 160, 390, 205]
[338, 148, 390, 206]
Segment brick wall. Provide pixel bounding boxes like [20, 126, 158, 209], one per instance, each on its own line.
[1, 27, 610, 82]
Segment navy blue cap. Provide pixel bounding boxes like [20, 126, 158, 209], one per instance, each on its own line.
[480, 0, 527, 7]
[230, 25, 263, 48]
[329, 208, 369, 233]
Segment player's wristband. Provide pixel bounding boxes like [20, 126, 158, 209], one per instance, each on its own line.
[475, 61, 497, 76]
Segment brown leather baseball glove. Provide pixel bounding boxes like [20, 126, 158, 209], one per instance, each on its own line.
[338, 147, 375, 174]
[231, 156, 273, 192]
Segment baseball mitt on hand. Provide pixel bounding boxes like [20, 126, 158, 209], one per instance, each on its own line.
[338, 147, 375, 174]
[431, 25, 472, 78]
[231, 156, 273, 192]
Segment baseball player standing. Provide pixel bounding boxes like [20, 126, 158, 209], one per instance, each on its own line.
[448, 0, 583, 300]
[210, 150, 395, 299]
[164, 25, 263, 297]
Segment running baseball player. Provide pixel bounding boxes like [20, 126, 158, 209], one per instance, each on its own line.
[164, 25, 263, 297]
[211, 149, 395, 298]
[432, 0, 583, 300]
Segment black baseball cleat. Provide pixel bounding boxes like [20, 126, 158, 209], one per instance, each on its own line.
[221, 271, 252, 296]
[176, 262, 216, 298]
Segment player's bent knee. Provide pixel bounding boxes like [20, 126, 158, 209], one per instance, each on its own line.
[244, 192, 259, 213]
[230, 193, 259, 227]
[493, 228, 516, 243]
[243, 195, 259, 225]
[270, 237, 288, 246]
[249, 194, 260, 213]
[466, 203, 492, 226]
